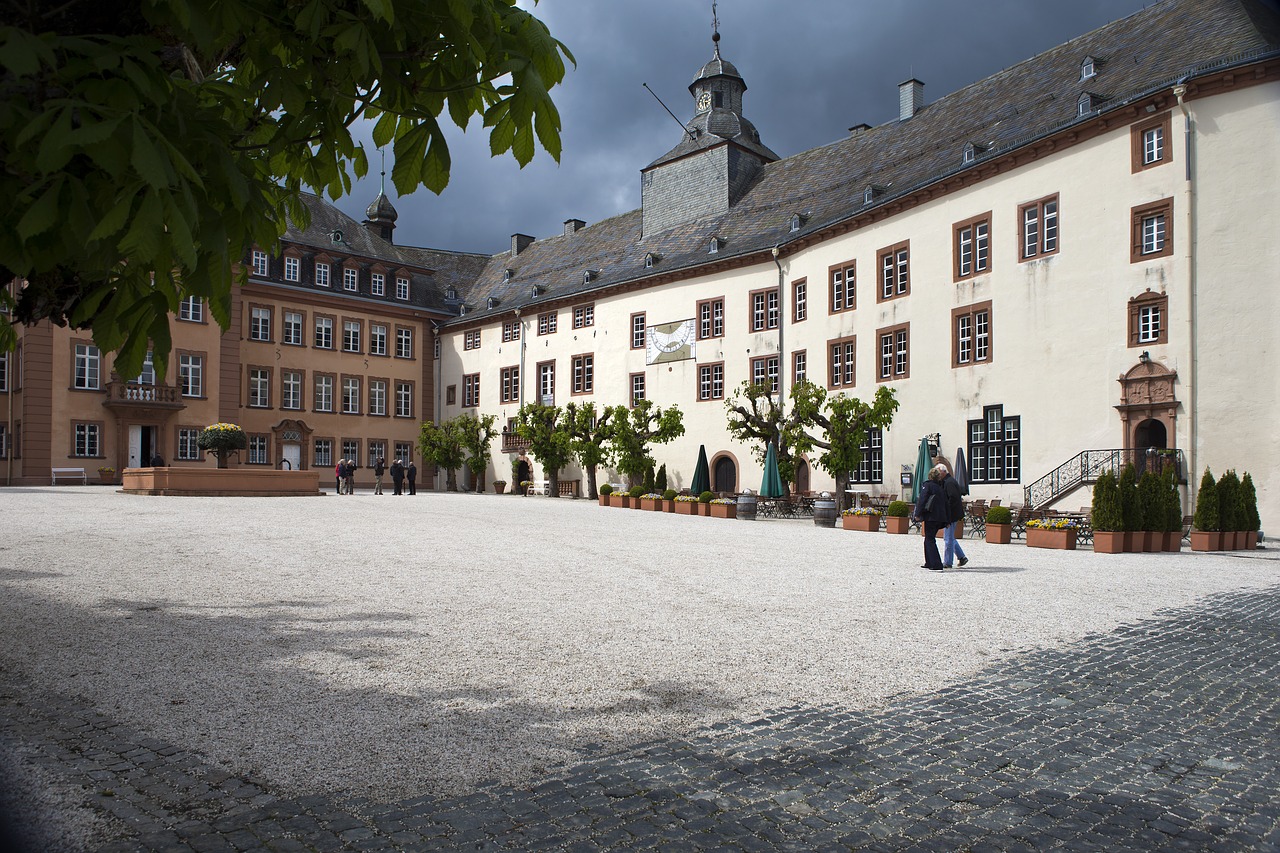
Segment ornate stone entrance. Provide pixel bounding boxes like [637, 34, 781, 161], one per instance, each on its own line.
[1115, 360, 1179, 453]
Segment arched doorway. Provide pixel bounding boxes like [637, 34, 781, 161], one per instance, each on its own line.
[794, 457, 810, 493]
[1116, 360, 1179, 453]
[1134, 418, 1167, 451]
[713, 456, 736, 493]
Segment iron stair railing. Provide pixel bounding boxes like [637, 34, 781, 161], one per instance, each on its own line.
[1024, 448, 1186, 510]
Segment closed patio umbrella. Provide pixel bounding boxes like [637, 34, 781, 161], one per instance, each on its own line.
[911, 437, 932, 502]
[690, 444, 710, 494]
[954, 447, 971, 495]
[760, 442, 784, 498]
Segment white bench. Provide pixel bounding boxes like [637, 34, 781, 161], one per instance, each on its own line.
[51, 467, 88, 485]
[528, 479, 551, 496]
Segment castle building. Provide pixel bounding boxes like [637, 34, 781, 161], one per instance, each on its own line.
[2, 0, 1277, 525]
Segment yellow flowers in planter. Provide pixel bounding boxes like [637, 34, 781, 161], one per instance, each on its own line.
[1025, 517, 1077, 530]
[841, 507, 881, 517]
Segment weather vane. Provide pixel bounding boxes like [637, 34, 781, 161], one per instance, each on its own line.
[711, 1, 721, 56]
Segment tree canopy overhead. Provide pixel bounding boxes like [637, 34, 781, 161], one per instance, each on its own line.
[0, 0, 573, 376]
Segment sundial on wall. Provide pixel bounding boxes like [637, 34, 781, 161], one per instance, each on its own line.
[646, 319, 696, 365]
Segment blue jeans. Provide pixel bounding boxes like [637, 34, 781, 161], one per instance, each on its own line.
[944, 521, 967, 566]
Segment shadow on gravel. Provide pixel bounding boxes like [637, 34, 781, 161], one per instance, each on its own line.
[950, 565, 1027, 574]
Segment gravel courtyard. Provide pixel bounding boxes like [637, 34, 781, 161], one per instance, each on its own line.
[1, 486, 1276, 810]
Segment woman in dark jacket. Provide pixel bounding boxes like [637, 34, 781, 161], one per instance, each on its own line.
[916, 465, 951, 570]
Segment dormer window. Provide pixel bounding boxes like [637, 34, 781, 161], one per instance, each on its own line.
[445, 286, 457, 300]
[708, 237, 722, 255]
[530, 285, 541, 298]
[1080, 56, 1097, 80]
[503, 268, 513, 282]
[486, 297, 499, 310]
[863, 185, 888, 206]
[583, 270, 595, 285]
[788, 213, 809, 233]
[644, 252, 661, 269]
[1078, 92, 1100, 116]
[330, 229, 344, 244]
[962, 142, 989, 165]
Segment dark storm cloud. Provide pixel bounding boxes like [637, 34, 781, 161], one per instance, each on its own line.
[335, 1, 1140, 255]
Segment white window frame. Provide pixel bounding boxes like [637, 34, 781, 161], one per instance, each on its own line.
[282, 370, 302, 410]
[284, 256, 300, 282]
[396, 277, 409, 300]
[315, 375, 333, 412]
[74, 343, 100, 390]
[369, 379, 387, 416]
[371, 272, 385, 296]
[314, 316, 333, 349]
[250, 306, 271, 342]
[396, 328, 413, 359]
[180, 354, 203, 397]
[74, 422, 101, 457]
[283, 311, 303, 346]
[343, 267, 358, 291]
[1138, 305, 1161, 344]
[342, 319, 361, 353]
[342, 377, 361, 414]
[395, 382, 412, 418]
[252, 250, 269, 277]
[179, 296, 203, 322]
[369, 324, 388, 356]
[315, 262, 330, 287]
[248, 368, 270, 408]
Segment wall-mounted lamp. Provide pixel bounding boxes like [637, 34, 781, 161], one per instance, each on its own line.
[1139, 351, 1151, 363]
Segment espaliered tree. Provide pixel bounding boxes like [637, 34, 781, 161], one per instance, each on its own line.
[418, 418, 465, 491]
[456, 412, 498, 493]
[789, 382, 899, 511]
[608, 400, 685, 489]
[565, 402, 614, 500]
[515, 403, 573, 497]
[0, 0, 572, 372]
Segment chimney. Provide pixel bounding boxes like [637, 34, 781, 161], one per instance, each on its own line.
[511, 233, 534, 255]
[563, 219, 586, 236]
[898, 78, 924, 121]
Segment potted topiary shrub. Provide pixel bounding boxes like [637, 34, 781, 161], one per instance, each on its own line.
[986, 505, 1012, 544]
[1164, 472, 1183, 552]
[1216, 469, 1241, 550]
[196, 422, 247, 469]
[662, 488, 678, 512]
[628, 484, 646, 510]
[1190, 468, 1220, 551]
[1091, 469, 1125, 554]
[1241, 472, 1260, 550]
[1118, 464, 1140, 552]
[1138, 470, 1165, 552]
[598, 483, 613, 507]
[884, 500, 911, 534]
[698, 490, 715, 516]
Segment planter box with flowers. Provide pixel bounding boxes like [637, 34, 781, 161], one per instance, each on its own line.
[697, 491, 715, 516]
[96, 466, 117, 484]
[639, 493, 665, 511]
[842, 507, 880, 531]
[1025, 517, 1078, 550]
[674, 495, 700, 515]
[709, 498, 737, 519]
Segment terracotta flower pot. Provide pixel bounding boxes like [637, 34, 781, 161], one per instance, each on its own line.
[843, 514, 879, 532]
[1245, 531, 1259, 550]
[662, 500, 677, 513]
[1189, 531, 1220, 551]
[1165, 531, 1183, 552]
[985, 522, 1012, 544]
[884, 516, 910, 535]
[1093, 531, 1125, 554]
[674, 500, 699, 515]
[1027, 527, 1077, 550]
[639, 497, 663, 511]
[709, 502, 737, 519]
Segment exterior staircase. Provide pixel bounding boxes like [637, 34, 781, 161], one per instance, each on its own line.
[1024, 448, 1186, 510]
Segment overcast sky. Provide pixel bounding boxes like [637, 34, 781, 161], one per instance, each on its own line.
[335, 1, 1146, 255]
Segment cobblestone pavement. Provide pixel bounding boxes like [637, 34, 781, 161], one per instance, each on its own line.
[4, 584, 1280, 852]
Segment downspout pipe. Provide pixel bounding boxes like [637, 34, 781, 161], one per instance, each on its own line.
[772, 245, 785, 422]
[1174, 80, 1198, 504]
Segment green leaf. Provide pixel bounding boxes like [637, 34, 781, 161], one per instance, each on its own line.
[131, 120, 171, 189]
[17, 178, 62, 240]
[0, 27, 55, 76]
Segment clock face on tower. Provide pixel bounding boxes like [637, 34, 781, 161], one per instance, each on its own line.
[697, 91, 712, 112]
[646, 319, 697, 365]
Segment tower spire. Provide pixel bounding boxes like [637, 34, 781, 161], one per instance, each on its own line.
[379, 150, 386, 195]
[711, 1, 721, 59]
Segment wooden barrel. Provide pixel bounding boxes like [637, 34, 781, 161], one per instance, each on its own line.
[737, 494, 758, 520]
[813, 499, 837, 528]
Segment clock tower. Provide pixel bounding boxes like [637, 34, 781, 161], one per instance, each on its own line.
[641, 23, 778, 237]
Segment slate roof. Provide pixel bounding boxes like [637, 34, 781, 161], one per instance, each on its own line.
[427, 0, 1280, 329]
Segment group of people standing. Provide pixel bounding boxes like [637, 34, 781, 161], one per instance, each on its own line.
[914, 463, 970, 571]
[335, 458, 416, 495]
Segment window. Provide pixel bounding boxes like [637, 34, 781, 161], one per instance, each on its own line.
[464, 330, 481, 350]
[177, 428, 201, 461]
[503, 319, 521, 342]
[537, 312, 558, 335]
[282, 311, 303, 346]
[396, 328, 413, 359]
[501, 366, 520, 404]
[343, 267, 358, 291]
[369, 323, 387, 356]
[1128, 290, 1169, 346]
[952, 302, 993, 367]
[342, 319, 361, 353]
[877, 241, 910, 302]
[342, 439, 360, 467]
[0, 423, 6, 459]
[829, 261, 856, 313]
[282, 370, 302, 410]
[368, 440, 386, 466]
[315, 375, 334, 412]
[252, 250, 268, 276]
[537, 361, 554, 404]
[314, 439, 333, 468]
[446, 385, 456, 406]
[1019, 194, 1059, 260]
[793, 350, 807, 385]
[179, 354, 203, 397]
[248, 367, 270, 408]
[248, 435, 268, 465]
[315, 262, 330, 287]
[571, 354, 594, 395]
[395, 382, 413, 418]
[1132, 112, 1171, 171]
[462, 373, 480, 407]
[793, 279, 807, 322]
[179, 296, 203, 322]
[850, 428, 883, 484]
[434, 336, 441, 360]
[631, 313, 646, 350]
[0, 351, 7, 392]
[698, 298, 724, 339]
[828, 335, 856, 389]
[750, 289, 780, 332]
[132, 350, 155, 386]
[342, 376, 361, 413]
[573, 304, 594, 329]
[314, 316, 333, 349]
[249, 306, 271, 341]
[1131, 198, 1173, 262]
[284, 256, 300, 282]
[630, 372, 645, 406]
[953, 213, 992, 280]
[395, 277, 409, 300]
[394, 442, 413, 463]
[877, 324, 910, 381]
[73, 422, 101, 457]
[369, 379, 387, 416]
[1080, 56, 1096, 79]
[698, 363, 725, 401]
[750, 356, 779, 394]
[968, 405, 1021, 484]
[74, 343, 100, 389]
[371, 272, 385, 296]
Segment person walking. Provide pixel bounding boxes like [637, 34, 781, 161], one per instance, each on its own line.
[373, 457, 386, 495]
[390, 459, 404, 495]
[343, 459, 357, 495]
[407, 460, 417, 495]
[915, 465, 950, 571]
[942, 465, 969, 568]
[335, 459, 345, 494]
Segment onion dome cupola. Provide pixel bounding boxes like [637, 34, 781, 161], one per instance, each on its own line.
[362, 162, 399, 243]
